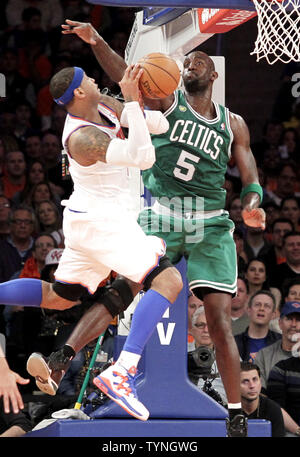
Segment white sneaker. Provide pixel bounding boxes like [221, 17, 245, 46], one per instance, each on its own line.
[93, 364, 149, 421]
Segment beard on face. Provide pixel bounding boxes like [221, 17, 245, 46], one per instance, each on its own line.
[184, 76, 209, 94]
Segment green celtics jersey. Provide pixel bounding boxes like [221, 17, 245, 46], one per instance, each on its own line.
[143, 90, 234, 211]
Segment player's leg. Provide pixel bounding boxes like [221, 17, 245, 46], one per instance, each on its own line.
[199, 288, 247, 436]
[187, 215, 247, 436]
[26, 279, 102, 395]
[0, 278, 77, 310]
[94, 258, 183, 421]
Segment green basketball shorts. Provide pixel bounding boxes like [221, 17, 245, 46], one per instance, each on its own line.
[138, 207, 237, 295]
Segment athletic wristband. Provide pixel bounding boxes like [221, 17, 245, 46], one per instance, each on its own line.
[240, 183, 263, 204]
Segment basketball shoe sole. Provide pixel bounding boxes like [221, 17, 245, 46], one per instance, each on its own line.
[26, 352, 59, 396]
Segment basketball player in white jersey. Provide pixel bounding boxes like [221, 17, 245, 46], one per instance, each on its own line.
[0, 64, 183, 420]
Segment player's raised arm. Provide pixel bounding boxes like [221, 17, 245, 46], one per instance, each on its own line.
[62, 19, 127, 83]
[61, 20, 172, 112]
[230, 112, 266, 230]
[69, 65, 156, 170]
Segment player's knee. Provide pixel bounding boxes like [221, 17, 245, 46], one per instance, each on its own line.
[96, 278, 134, 318]
[151, 266, 183, 303]
[42, 282, 76, 310]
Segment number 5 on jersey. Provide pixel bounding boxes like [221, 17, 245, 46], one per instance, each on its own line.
[173, 150, 200, 182]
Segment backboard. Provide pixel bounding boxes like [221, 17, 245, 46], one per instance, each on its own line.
[88, 1, 300, 64]
[87, 0, 256, 9]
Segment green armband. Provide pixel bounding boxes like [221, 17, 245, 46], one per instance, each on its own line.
[240, 183, 263, 204]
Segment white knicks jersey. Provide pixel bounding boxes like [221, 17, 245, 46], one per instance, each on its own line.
[62, 102, 132, 211]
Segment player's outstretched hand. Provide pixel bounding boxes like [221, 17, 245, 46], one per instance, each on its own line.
[242, 206, 266, 230]
[61, 19, 99, 45]
[119, 64, 143, 103]
[0, 367, 30, 414]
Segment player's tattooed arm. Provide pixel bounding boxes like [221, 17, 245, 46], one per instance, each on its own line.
[100, 93, 125, 120]
[68, 126, 110, 166]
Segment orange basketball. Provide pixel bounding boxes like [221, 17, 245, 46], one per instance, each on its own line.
[138, 52, 181, 99]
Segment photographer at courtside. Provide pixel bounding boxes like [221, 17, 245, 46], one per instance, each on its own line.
[188, 306, 227, 407]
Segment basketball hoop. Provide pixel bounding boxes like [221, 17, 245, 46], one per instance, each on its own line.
[251, 0, 300, 64]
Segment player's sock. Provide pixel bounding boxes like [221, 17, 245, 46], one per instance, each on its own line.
[117, 350, 141, 371]
[121, 289, 171, 358]
[0, 279, 42, 307]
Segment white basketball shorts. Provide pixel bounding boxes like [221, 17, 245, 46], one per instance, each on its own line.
[54, 204, 166, 294]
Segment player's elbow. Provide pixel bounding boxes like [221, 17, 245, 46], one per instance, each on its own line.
[136, 144, 156, 170]
[152, 113, 169, 134]
[145, 110, 169, 135]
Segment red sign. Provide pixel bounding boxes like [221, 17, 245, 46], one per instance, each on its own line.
[197, 8, 257, 34]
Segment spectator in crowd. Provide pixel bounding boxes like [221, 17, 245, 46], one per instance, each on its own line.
[0, 397, 32, 436]
[255, 300, 300, 391]
[40, 130, 73, 199]
[278, 127, 300, 163]
[261, 217, 294, 279]
[189, 306, 227, 405]
[261, 146, 282, 195]
[12, 159, 48, 207]
[4, 6, 44, 49]
[270, 231, 300, 292]
[18, 29, 53, 91]
[24, 132, 42, 161]
[26, 160, 46, 186]
[5, 0, 64, 31]
[13, 100, 38, 148]
[231, 277, 250, 336]
[244, 258, 281, 310]
[228, 196, 244, 232]
[283, 99, 300, 137]
[0, 195, 12, 240]
[36, 53, 72, 131]
[18, 235, 57, 359]
[1, 150, 27, 200]
[251, 119, 283, 166]
[240, 361, 284, 437]
[233, 228, 248, 276]
[19, 232, 57, 280]
[12, 159, 51, 206]
[262, 201, 280, 243]
[0, 48, 36, 108]
[282, 277, 300, 303]
[36, 200, 62, 234]
[187, 291, 202, 351]
[266, 162, 298, 207]
[223, 175, 238, 210]
[4, 234, 57, 377]
[243, 227, 271, 262]
[50, 104, 66, 138]
[235, 290, 281, 362]
[26, 181, 61, 214]
[266, 338, 300, 427]
[280, 196, 300, 231]
[0, 205, 35, 283]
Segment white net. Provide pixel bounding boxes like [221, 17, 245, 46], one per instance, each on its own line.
[251, 0, 300, 64]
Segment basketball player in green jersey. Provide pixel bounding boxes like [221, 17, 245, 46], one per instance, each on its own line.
[51, 20, 265, 436]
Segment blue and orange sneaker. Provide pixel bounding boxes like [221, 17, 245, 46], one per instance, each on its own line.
[93, 364, 149, 421]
